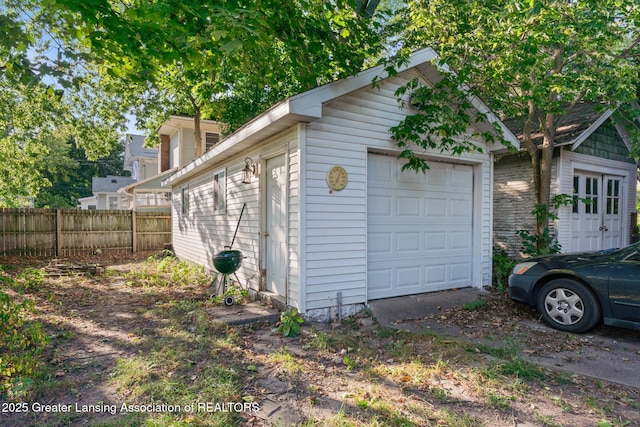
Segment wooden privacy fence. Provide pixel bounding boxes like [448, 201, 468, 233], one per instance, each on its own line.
[0, 209, 172, 256]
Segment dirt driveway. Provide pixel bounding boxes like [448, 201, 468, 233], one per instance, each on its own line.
[371, 289, 640, 389]
[2, 254, 639, 427]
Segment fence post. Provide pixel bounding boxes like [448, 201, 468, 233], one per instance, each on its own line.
[56, 209, 63, 257]
[132, 210, 137, 253]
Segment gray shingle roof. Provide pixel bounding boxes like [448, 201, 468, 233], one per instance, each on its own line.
[125, 134, 157, 158]
[92, 175, 136, 193]
[503, 103, 606, 146]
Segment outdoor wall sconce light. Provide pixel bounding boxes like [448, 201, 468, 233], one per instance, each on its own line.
[242, 158, 256, 184]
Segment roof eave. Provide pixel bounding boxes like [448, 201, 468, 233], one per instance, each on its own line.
[119, 168, 178, 193]
[162, 102, 316, 186]
[163, 47, 517, 184]
[571, 109, 615, 151]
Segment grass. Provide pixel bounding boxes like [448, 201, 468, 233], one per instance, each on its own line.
[266, 348, 305, 376]
[1, 254, 638, 427]
[462, 299, 487, 311]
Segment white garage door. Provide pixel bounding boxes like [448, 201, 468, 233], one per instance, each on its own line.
[367, 153, 473, 300]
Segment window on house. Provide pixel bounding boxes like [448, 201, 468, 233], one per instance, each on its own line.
[162, 192, 171, 205]
[606, 179, 620, 215]
[205, 132, 220, 151]
[213, 168, 226, 213]
[585, 177, 598, 214]
[181, 186, 190, 215]
[108, 196, 119, 210]
[572, 176, 579, 214]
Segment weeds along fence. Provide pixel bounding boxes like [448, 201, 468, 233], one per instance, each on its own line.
[0, 208, 172, 256]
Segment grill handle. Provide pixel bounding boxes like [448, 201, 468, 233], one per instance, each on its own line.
[229, 203, 246, 249]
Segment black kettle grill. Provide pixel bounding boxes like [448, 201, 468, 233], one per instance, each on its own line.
[212, 203, 246, 305]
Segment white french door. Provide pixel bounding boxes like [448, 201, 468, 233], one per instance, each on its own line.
[571, 173, 623, 252]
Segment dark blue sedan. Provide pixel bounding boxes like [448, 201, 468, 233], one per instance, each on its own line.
[509, 242, 640, 333]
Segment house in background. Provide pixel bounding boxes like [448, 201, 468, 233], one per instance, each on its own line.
[77, 195, 97, 209]
[78, 133, 161, 210]
[117, 168, 176, 212]
[119, 133, 169, 211]
[162, 47, 519, 321]
[123, 134, 158, 181]
[157, 115, 223, 171]
[494, 103, 638, 258]
[116, 117, 223, 212]
[83, 175, 136, 210]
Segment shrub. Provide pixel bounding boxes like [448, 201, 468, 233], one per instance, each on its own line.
[274, 308, 304, 338]
[0, 285, 48, 397]
[492, 247, 516, 292]
[13, 268, 45, 293]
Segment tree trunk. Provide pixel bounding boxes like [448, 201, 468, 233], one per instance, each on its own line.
[532, 116, 556, 252]
[522, 99, 557, 252]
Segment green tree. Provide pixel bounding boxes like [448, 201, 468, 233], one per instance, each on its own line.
[391, 0, 640, 252]
[0, 81, 60, 206]
[34, 138, 128, 208]
[1, 0, 128, 206]
[12, 0, 387, 149]
[2, 0, 392, 204]
[0, 76, 122, 207]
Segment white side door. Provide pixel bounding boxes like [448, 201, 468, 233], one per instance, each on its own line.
[265, 154, 287, 296]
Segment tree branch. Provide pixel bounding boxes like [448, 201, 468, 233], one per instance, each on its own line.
[619, 33, 640, 57]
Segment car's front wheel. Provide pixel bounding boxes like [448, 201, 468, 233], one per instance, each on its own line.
[536, 279, 601, 333]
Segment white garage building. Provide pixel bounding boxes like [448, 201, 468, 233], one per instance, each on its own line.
[163, 48, 519, 321]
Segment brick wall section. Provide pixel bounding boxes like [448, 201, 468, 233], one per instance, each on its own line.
[159, 134, 170, 173]
[493, 153, 537, 259]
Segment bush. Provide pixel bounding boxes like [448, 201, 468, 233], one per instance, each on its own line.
[13, 268, 45, 293]
[0, 283, 48, 398]
[492, 247, 516, 292]
[274, 308, 304, 338]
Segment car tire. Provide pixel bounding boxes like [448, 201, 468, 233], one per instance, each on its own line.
[536, 279, 601, 333]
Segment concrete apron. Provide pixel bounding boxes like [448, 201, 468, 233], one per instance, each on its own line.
[368, 287, 492, 329]
[368, 287, 640, 389]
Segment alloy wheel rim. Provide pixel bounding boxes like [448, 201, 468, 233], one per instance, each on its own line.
[543, 288, 584, 325]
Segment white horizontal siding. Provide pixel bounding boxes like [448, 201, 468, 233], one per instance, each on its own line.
[479, 158, 492, 286]
[303, 70, 494, 314]
[172, 129, 299, 296]
[171, 161, 260, 286]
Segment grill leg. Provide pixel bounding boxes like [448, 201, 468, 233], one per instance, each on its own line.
[209, 272, 220, 297]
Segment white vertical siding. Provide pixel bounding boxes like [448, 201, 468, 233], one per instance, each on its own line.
[182, 130, 196, 167]
[170, 132, 180, 170]
[303, 70, 494, 316]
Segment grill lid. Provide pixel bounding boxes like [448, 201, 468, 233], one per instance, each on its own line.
[213, 249, 243, 274]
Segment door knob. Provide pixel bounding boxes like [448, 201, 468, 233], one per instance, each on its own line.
[263, 231, 270, 237]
